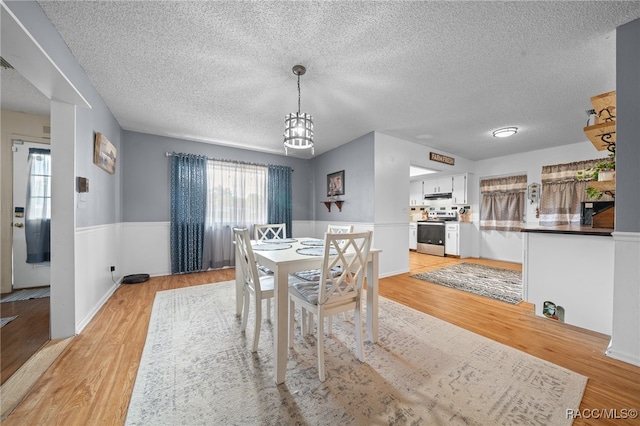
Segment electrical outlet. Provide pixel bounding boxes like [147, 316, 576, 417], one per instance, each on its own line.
[110, 266, 115, 272]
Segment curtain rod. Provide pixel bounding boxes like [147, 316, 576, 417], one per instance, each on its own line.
[165, 152, 293, 171]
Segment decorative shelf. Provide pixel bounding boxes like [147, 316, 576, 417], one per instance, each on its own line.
[588, 179, 615, 196]
[584, 91, 616, 152]
[584, 122, 616, 152]
[590, 91, 616, 120]
[322, 200, 344, 212]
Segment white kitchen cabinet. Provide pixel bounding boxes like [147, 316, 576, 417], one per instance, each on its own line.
[423, 176, 453, 195]
[445, 222, 474, 257]
[409, 223, 418, 250]
[445, 223, 459, 255]
[452, 174, 467, 205]
[409, 181, 423, 206]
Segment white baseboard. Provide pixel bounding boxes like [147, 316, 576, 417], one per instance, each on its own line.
[606, 344, 640, 367]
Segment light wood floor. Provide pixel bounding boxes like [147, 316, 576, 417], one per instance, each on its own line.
[3, 253, 639, 425]
[0, 295, 50, 384]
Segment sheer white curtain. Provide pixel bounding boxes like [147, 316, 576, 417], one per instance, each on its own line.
[202, 160, 267, 269]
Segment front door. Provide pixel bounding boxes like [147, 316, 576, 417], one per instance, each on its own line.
[12, 140, 51, 289]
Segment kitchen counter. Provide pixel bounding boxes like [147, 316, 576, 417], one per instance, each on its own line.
[521, 225, 613, 237]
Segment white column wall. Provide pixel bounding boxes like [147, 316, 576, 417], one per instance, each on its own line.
[50, 101, 76, 338]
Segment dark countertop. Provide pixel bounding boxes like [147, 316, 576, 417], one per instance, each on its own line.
[520, 225, 613, 237]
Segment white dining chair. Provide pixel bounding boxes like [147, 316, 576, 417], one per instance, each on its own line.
[327, 224, 353, 234]
[254, 223, 287, 241]
[297, 224, 356, 336]
[233, 227, 276, 352]
[253, 223, 287, 279]
[288, 230, 372, 381]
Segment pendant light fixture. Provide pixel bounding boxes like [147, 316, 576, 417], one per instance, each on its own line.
[284, 65, 314, 155]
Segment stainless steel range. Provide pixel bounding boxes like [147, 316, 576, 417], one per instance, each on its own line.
[416, 211, 457, 256]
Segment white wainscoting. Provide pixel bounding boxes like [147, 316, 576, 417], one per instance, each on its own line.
[75, 224, 121, 333]
[607, 231, 640, 367]
[121, 220, 404, 280]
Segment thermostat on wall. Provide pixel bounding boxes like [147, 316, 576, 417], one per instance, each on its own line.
[77, 177, 89, 193]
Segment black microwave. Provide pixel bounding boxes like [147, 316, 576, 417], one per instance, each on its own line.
[580, 201, 614, 225]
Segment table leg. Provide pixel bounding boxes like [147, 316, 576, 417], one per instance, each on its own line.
[366, 252, 379, 343]
[273, 267, 289, 384]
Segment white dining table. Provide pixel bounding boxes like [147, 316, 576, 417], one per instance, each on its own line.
[234, 237, 381, 385]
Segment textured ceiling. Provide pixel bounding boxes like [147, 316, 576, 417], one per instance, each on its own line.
[4, 1, 640, 160]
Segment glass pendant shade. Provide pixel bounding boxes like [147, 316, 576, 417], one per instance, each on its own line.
[284, 112, 314, 155]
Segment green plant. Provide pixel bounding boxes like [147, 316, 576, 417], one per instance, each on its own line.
[576, 153, 615, 200]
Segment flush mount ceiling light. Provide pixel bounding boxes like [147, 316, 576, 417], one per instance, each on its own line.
[283, 65, 314, 155]
[492, 127, 518, 138]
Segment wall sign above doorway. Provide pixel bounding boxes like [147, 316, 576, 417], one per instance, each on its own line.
[429, 152, 455, 166]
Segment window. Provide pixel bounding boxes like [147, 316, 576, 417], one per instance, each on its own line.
[203, 160, 267, 269]
[25, 148, 51, 263]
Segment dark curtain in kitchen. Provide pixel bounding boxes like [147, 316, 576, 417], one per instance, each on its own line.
[170, 153, 207, 274]
[25, 148, 51, 263]
[480, 175, 527, 231]
[267, 165, 292, 238]
[539, 158, 613, 226]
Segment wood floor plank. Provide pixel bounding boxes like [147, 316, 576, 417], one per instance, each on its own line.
[2, 257, 639, 425]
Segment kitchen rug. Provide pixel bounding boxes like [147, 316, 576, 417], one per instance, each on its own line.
[125, 280, 586, 425]
[1, 316, 18, 328]
[0, 287, 50, 303]
[411, 263, 522, 304]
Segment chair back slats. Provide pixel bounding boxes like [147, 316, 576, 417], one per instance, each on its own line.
[254, 223, 287, 240]
[318, 231, 372, 306]
[233, 228, 262, 298]
[327, 224, 353, 234]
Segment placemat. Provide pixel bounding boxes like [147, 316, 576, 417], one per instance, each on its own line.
[300, 239, 324, 247]
[260, 238, 298, 244]
[252, 243, 292, 251]
[296, 247, 337, 256]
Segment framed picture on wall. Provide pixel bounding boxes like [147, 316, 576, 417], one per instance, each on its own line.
[94, 132, 116, 174]
[327, 170, 345, 196]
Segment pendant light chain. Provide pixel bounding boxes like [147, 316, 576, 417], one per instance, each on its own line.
[297, 73, 301, 114]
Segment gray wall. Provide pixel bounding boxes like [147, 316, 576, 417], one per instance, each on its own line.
[7, 0, 123, 228]
[121, 131, 312, 222]
[311, 132, 375, 222]
[616, 18, 640, 233]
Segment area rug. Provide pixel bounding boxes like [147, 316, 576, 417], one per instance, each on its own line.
[411, 263, 522, 304]
[125, 281, 586, 426]
[0, 316, 18, 328]
[0, 288, 50, 303]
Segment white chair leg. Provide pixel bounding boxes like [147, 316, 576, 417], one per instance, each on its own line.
[307, 311, 314, 335]
[301, 307, 308, 336]
[252, 297, 262, 352]
[289, 299, 295, 349]
[354, 304, 365, 362]
[241, 288, 250, 332]
[317, 311, 325, 382]
[266, 299, 271, 321]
